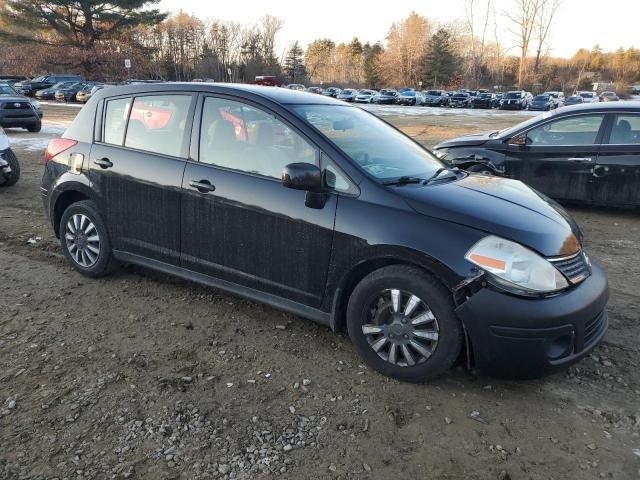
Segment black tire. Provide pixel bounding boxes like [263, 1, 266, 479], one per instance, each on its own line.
[59, 200, 118, 277]
[27, 122, 41, 133]
[346, 265, 463, 382]
[0, 149, 20, 187]
[467, 164, 495, 176]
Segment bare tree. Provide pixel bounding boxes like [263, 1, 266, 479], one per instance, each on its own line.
[533, 0, 561, 73]
[463, 0, 493, 88]
[504, 0, 545, 87]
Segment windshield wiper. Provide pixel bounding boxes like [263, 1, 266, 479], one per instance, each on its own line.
[424, 167, 460, 185]
[382, 176, 428, 186]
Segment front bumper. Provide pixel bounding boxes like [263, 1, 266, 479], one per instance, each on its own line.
[0, 112, 41, 128]
[456, 261, 608, 378]
[499, 103, 524, 110]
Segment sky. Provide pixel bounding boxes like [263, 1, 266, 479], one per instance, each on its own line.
[158, 0, 637, 59]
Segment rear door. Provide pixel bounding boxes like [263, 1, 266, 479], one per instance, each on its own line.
[504, 113, 606, 202]
[592, 113, 640, 207]
[89, 93, 195, 265]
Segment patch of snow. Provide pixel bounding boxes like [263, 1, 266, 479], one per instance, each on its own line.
[361, 104, 539, 118]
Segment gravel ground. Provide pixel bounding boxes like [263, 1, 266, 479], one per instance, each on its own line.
[1, 104, 639, 480]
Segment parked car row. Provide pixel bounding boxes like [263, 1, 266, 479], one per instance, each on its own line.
[12, 73, 164, 103]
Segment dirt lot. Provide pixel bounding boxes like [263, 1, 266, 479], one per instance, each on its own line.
[1, 104, 639, 480]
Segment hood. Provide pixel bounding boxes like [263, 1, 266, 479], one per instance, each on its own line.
[397, 175, 582, 257]
[434, 132, 492, 149]
[0, 95, 32, 103]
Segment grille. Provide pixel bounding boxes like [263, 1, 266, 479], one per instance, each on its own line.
[549, 251, 591, 284]
[583, 311, 606, 347]
[2, 102, 30, 110]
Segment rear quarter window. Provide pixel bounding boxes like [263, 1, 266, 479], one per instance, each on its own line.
[103, 97, 132, 146]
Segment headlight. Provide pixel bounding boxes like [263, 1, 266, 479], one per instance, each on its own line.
[30, 100, 41, 109]
[465, 235, 569, 294]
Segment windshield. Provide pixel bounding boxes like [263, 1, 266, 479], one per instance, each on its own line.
[567, 96, 582, 102]
[401, 91, 416, 96]
[293, 105, 442, 180]
[533, 95, 550, 101]
[579, 92, 593, 98]
[0, 85, 18, 96]
[342, 89, 354, 94]
[453, 94, 468, 98]
[426, 90, 441, 96]
[31, 76, 46, 82]
[478, 93, 492, 98]
[505, 92, 521, 99]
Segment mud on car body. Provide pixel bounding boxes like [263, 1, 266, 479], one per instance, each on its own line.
[42, 83, 608, 381]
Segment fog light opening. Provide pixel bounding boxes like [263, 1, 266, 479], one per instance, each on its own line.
[547, 333, 575, 360]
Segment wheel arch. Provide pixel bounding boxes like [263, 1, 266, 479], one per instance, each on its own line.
[52, 187, 93, 238]
[329, 252, 457, 334]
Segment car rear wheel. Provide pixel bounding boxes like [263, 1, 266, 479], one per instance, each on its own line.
[27, 122, 41, 133]
[60, 200, 118, 277]
[347, 265, 463, 382]
[0, 149, 20, 187]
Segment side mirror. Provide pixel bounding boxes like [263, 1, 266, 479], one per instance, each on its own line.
[282, 163, 322, 193]
[508, 133, 528, 146]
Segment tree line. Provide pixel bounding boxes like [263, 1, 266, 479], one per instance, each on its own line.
[0, 0, 638, 92]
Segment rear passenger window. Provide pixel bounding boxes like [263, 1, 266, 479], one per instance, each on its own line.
[610, 115, 640, 144]
[199, 96, 316, 178]
[103, 97, 131, 145]
[124, 95, 192, 157]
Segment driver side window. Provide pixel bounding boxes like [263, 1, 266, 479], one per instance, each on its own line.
[526, 115, 605, 146]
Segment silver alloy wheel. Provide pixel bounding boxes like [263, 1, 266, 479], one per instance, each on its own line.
[65, 213, 100, 268]
[362, 289, 439, 367]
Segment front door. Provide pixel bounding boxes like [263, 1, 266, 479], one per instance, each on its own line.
[504, 113, 606, 202]
[89, 93, 194, 265]
[592, 113, 640, 207]
[181, 95, 337, 307]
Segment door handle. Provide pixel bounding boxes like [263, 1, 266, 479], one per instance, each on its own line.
[94, 157, 113, 169]
[567, 157, 593, 163]
[189, 179, 215, 193]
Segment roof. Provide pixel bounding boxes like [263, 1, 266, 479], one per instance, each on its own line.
[94, 82, 344, 106]
[552, 101, 640, 114]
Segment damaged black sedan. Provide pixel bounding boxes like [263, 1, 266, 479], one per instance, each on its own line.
[434, 102, 640, 208]
[42, 83, 608, 381]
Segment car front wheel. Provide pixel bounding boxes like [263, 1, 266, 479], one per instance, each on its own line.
[27, 122, 41, 133]
[60, 200, 118, 277]
[347, 265, 463, 382]
[0, 149, 20, 187]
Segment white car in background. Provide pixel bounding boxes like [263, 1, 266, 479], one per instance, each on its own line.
[578, 91, 599, 103]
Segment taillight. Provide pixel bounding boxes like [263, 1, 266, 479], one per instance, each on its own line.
[44, 138, 77, 163]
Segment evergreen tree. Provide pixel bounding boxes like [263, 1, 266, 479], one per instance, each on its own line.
[283, 41, 307, 83]
[422, 29, 458, 88]
[0, 0, 166, 72]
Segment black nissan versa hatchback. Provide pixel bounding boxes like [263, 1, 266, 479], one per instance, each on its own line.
[41, 83, 609, 381]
